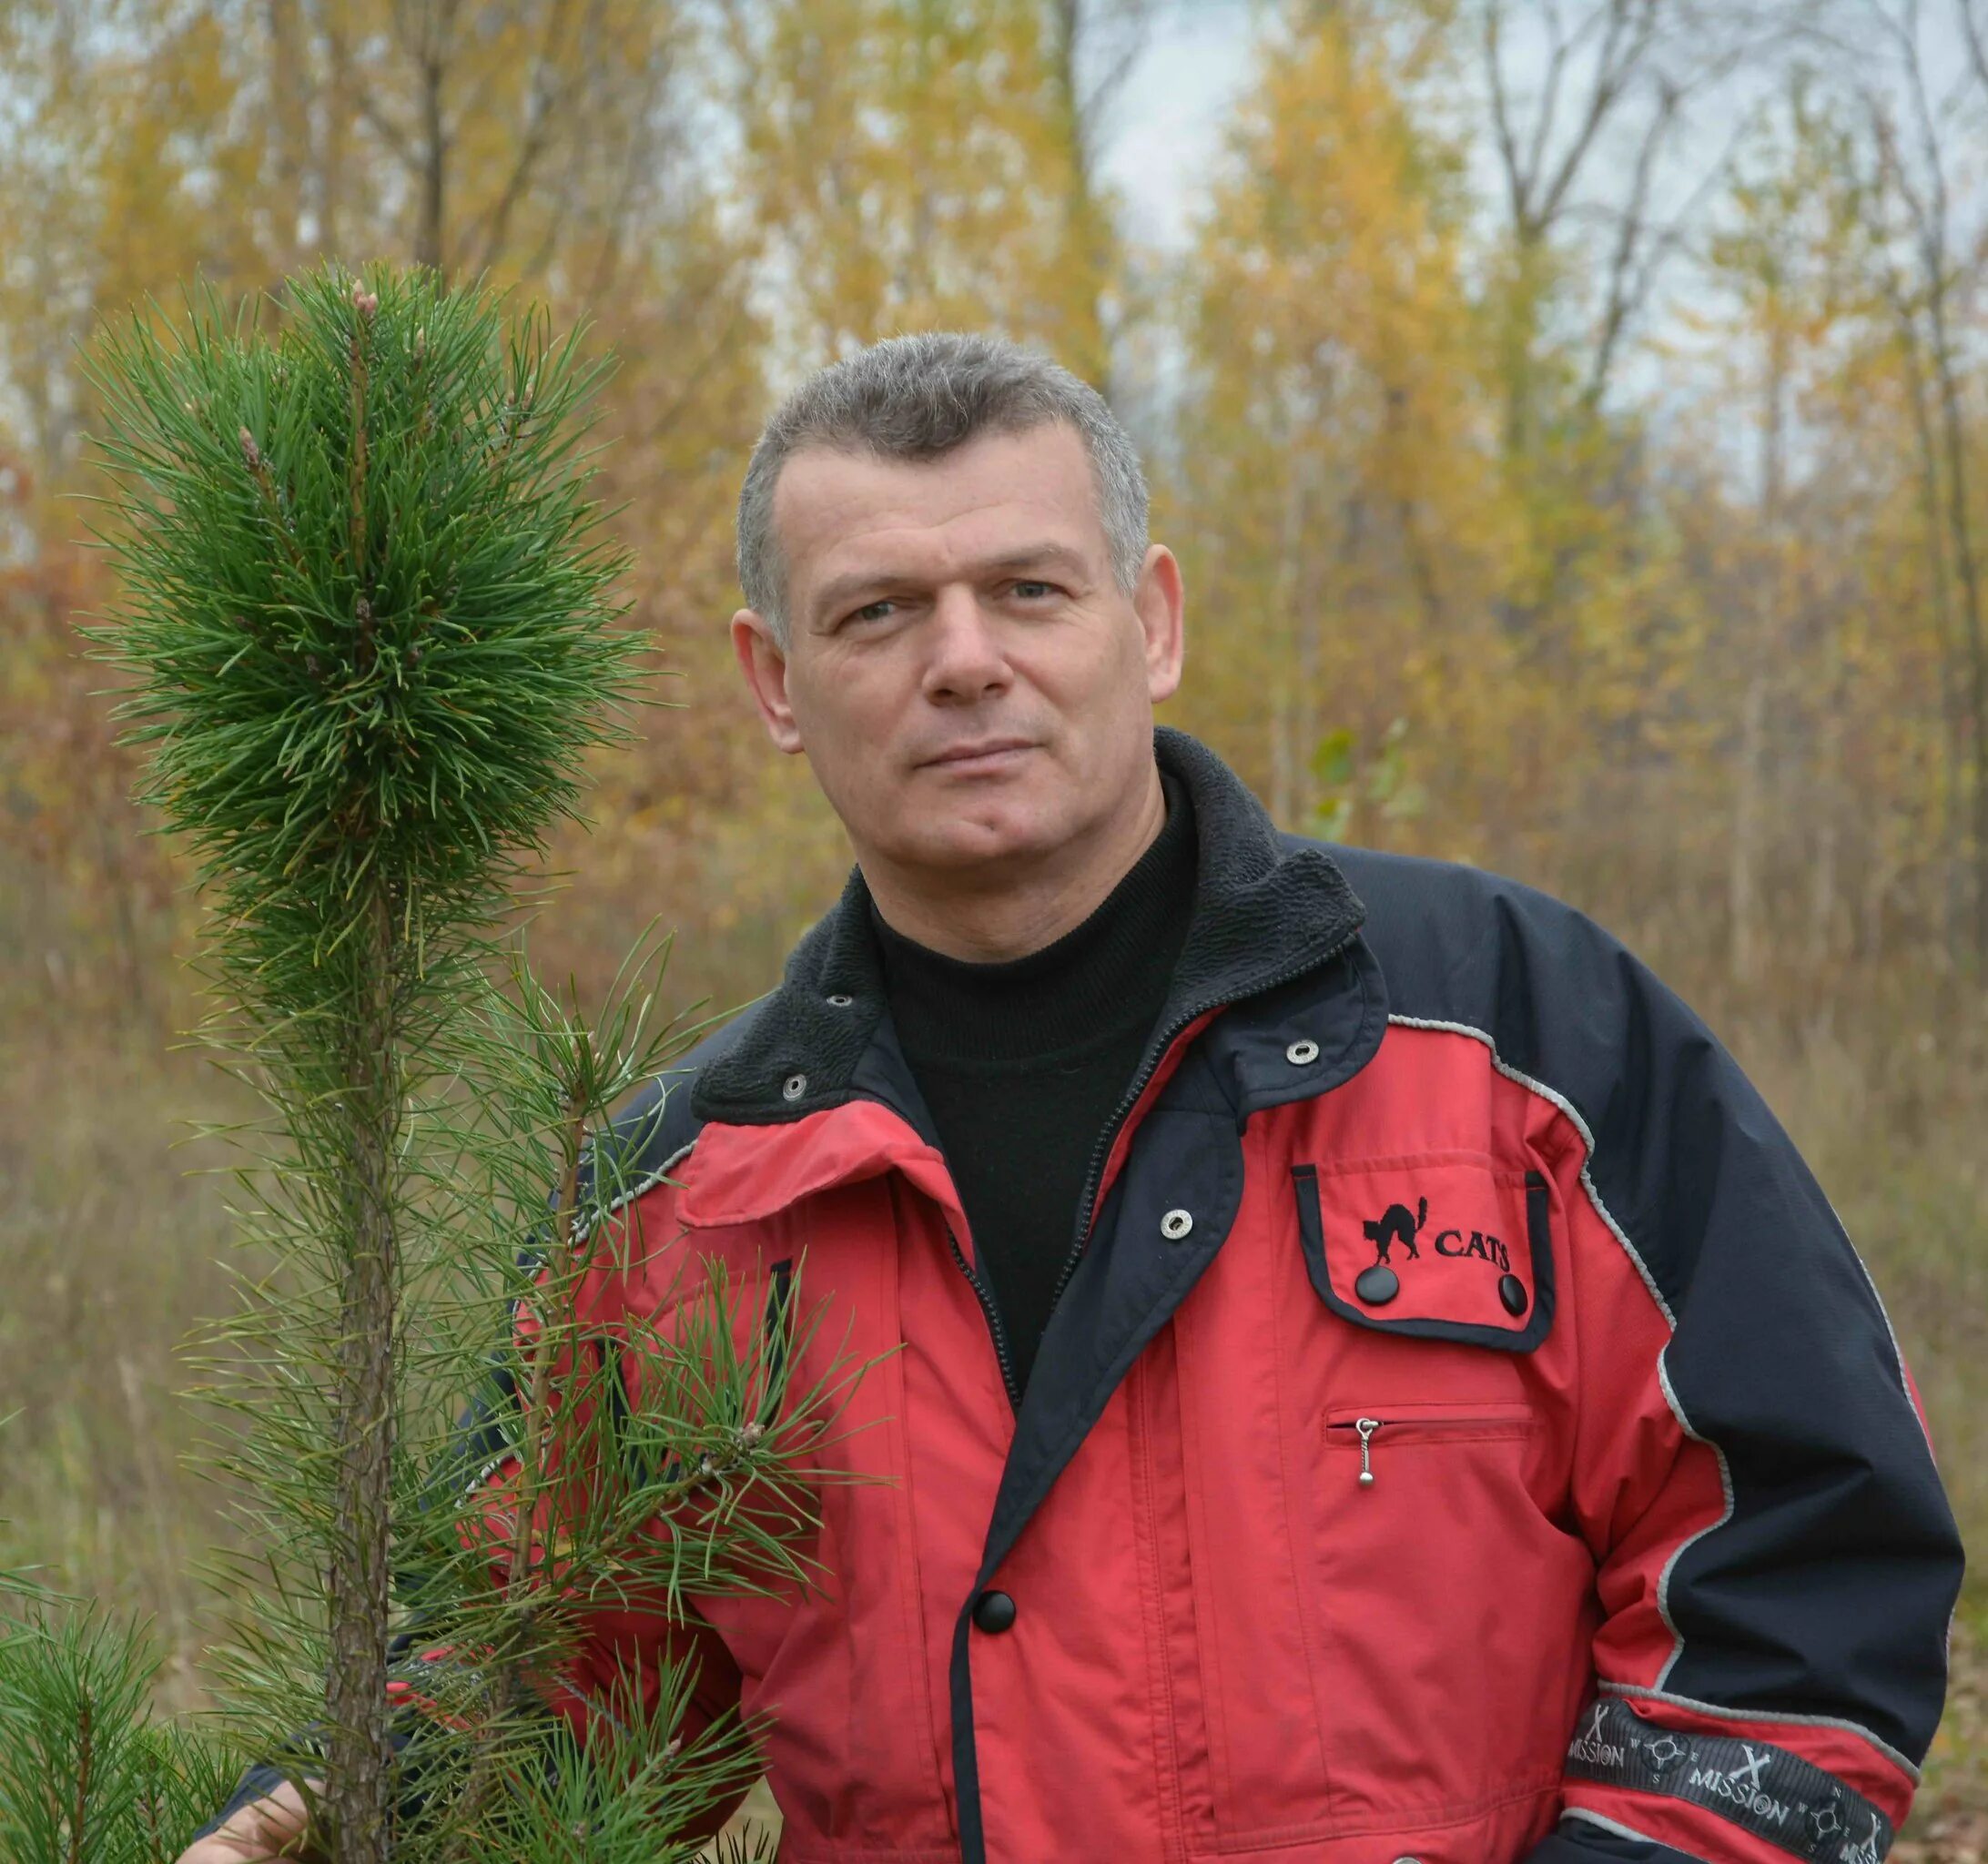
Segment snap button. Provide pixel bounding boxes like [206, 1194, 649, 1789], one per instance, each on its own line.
[1354, 1264, 1400, 1306]
[1498, 1273, 1529, 1317]
[1161, 1208, 1193, 1241]
[972, 1589, 1017, 1634]
[781, 1073, 808, 1100]
[1285, 1038, 1320, 1065]
[826, 993, 853, 1008]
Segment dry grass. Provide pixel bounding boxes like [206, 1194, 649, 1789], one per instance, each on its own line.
[0, 936, 244, 1716]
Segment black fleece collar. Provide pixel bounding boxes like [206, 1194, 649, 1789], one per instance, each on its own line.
[691, 725, 1368, 1127]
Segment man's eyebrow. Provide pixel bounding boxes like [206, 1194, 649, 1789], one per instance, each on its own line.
[808, 542, 1094, 625]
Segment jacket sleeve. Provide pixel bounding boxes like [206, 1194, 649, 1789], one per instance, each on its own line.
[1514, 937, 1963, 1864]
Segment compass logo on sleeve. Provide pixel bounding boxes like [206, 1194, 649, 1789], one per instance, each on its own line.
[1565, 1697, 1897, 1862]
[1353, 1190, 1528, 1317]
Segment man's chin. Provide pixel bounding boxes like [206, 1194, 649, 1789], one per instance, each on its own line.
[885, 812, 1063, 876]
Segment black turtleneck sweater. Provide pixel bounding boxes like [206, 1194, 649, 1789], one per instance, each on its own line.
[871, 772, 1197, 1399]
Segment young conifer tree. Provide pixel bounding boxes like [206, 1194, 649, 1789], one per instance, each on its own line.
[25, 261, 858, 1863]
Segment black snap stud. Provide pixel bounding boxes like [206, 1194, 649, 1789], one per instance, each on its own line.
[1498, 1274, 1528, 1317]
[781, 1073, 808, 1101]
[1354, 1264, 1399, 1306]
[826, 993, 853, 1008]
[972, 1589, 1016, 1634]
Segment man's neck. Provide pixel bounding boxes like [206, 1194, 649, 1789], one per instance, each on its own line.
[861, 765, 1170, 962]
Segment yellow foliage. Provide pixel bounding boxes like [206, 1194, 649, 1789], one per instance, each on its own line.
[730, 0, 1113, 380]
[1167, 2, 1516, 848]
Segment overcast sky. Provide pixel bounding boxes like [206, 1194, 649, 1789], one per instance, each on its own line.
[1096, 5, 1261, 250]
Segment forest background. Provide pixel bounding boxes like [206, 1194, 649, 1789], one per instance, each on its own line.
[1, 0, 1983, 1850]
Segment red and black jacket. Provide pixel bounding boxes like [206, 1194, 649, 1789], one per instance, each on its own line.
[219, 725, 1966, 1862]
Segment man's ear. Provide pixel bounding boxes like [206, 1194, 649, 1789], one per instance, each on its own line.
[731, 609, 806, 755]
[1134, 543, 1185, 705]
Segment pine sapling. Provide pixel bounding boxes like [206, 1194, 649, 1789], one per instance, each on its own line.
[76, 261, 864, 1862]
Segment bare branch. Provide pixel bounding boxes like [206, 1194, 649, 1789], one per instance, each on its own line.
[1516, 0, 1576, 208]
[1537, 0, 1660, 227]
[1963, 0, 1988, 96]
[1484, 1, 1535, 232]
[317, 12, 421, 167]
[1582, 72, 1755, 405]
[1583, 75, 1679, 404]
[472, 0, 585, 274]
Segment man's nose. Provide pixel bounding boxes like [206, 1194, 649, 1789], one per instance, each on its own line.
[920, 586, 1011, 703]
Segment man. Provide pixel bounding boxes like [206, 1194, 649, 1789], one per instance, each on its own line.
[188, 332, 1962, 1863]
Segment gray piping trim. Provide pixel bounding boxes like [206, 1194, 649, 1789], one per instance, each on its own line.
[574, 1130, 699, 1246]
[1825, 1190, 1919, 1414]
[1384, 1017, 1674, 1324]
[1650, 1357, 1736, 1692]
[1598, 1680, 1922, 1785]
[1384, 1016, 1733, 1695]
[1558, 1808, 1712, 1861]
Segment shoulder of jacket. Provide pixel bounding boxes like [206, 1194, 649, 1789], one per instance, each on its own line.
[1303, 837, 1657, 1030]
[1303, 836, 1605, 944]
[1309, 836, 1719, 1142]
[1310, 839, 1779, 1301]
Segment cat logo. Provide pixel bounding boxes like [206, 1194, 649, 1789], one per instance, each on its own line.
[1363, 1197, 1426, 1263]
[1352, 1190, 1528, 1315]
[1362, 1194, 1512, 1273]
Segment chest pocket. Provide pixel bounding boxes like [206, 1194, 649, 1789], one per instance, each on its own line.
[1291, 1150, 1555, 1352]
[1279, 1150, 1587, 1839]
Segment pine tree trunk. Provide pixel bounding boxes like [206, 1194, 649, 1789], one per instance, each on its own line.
[325, 885, 401, 1864]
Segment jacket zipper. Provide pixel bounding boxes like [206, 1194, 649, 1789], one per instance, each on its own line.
[1325, 1407, 1536, 1485]
[947, 1220, 1022, 1411]
[1354, 1416, 1380, 1485]
[1046, 927, 1364, 1316]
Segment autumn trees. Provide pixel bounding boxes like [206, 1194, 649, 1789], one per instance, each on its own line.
[4, 0, 1988, 1046]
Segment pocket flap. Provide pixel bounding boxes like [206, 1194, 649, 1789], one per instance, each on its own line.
[1292, 1152, 1555, 1352]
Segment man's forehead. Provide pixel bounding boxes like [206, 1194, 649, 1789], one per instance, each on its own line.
[772, 423, 1103, 578]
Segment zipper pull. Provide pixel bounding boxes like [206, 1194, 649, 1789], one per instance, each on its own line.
[1355, 1417, 1381, 1487]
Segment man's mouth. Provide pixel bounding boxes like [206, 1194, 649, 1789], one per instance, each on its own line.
[918, 737, 1037, 773]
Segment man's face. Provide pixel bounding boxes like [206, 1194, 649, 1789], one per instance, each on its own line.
[730, 420, 1184, 886]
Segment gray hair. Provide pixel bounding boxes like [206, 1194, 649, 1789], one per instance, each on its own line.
[736, 331, 1149, 644]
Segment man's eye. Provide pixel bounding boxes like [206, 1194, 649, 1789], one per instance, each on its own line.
[849, 599, 897, 624]
[1011, 581, 1057, 600]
